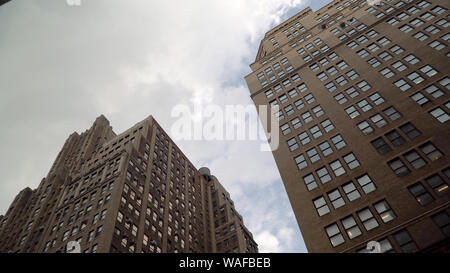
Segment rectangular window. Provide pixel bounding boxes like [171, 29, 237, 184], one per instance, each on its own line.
[384, 106, 402, 121]
[307, 148, 321, 163]
[345, 106, 360, 119]
[295, 154, 308, 170]
[404, 150, 427, 169]
[321, 119, 335, 132]
[357, 174, 376, 194]
[334, 93, 347, 104]
[312, 105, 324, 117]
[428, 40, 446, 51]
[325, 224, 345, 247]
[424, 85, 444, 99]
[316, 166, 332, 184]
[341, 215, 362, 239]
[429, 107, 450, 123]
[419, 142, 443, 161]
[358, 208, 379, 231]
[302, 111, 314, 123]
[389, 158, 410, 177]
[330, 159, 346, 177]
[385, 130, 406, 146]
[303, 173, 318, 191]
[287, 137, 299, 151]
[328, 189, 346, 209]
[342, 182, 361, 201]
[299, 131, 310, 145]
[314, 196, 330, 216]
[393, 230, 418, 253]
[358, 121, 374, 135]
[370, 114, 388, 128]
[431, 211, 450, 237]
[309, 125, 323, 139]
[380, 67, 395, 78]
[291, 117, 302, 129]
[399, 122, 421, 139]
[371, 137, 392, 155]
[331, 134, 346, 150]
[373, 200, 396, 223]
[343, 153, 360, 169]
[425, 174, 449, 195]
[394, 78, 412, 91]
[408, 182, 434, 206]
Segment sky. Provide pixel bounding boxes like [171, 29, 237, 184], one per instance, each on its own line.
[0, 0, 333, 253]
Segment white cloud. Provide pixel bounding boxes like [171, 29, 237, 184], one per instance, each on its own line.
[0, 0, 309, 252]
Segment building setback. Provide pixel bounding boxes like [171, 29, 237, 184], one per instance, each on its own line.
[0, 115, 258, 253]
[246, 0, 449, 252]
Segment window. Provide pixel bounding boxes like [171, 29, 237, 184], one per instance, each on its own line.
[279, 94, 289, 104]
[298, 83, 308, 92]
[399, 122, 421, 139]
[310, 125, 323, 139]
[368, 57, 381, 68]
[330, 159, 346, 177]
[357, 174, 376, 194]
[307, 148, 321, 163]
[404, 54, 420, 65]
[284, 105, 295, 116]
[357, 99, 372, 112]
[345, 106, 360, 119]
[374, 200, 396, 223]
[413, 32, 429, 41]
[380, 68, 395, 78]
[303, 174, 318, 191]
[342, 182, 361, 201]
[389, 45, 404, 55]
[328, 189, 345, 209]
[281, 124, 291, 135]
[370, 114, 387, 128]
[425, 174, 448, 195]
[393, 230, 418, 253]
[358, 208, 379, 231]
[317, 166, 332, 183]
[357, 80, 371, 92]
[345, 87, 359, 98]
[371, 137, 392, 155]
[305, 93, 315, 104]
[357, 49, 369, 58]
[291, 117, 302, 129]
[331, 134, 346, 150]
[424, 25, 441, 35]
[302, 111, 313, 123]
[321, 119, 335, 132]
[428, 40, 446, 51]
[399, 24, 413, 33]
[325, 82, 337, 92]
[288, 89, 298, 98]
[383, 106, 402, 121]
[389, 158, 410, 177]
[334, 93, 347, 104]
[419, 142, 443, 161]
[424, 85, 444, 99]
[431, 211, 450, 237]
[369, 93, 384, 105]
[341, 216, 361, 239]
[287, 138, 299, 151]
[358, 121, 374, 135]
[385, 130, 405, 147]
[336, 76, 348, 86]
[312, 105, 324, 117]
[314, 196, 330, 216]
[429, 107, 449, 123]
[408, 183, 434, 206]
[337, 61, 348, 70]
[410, 18, 424, 27]
[327, 66, 338, 76]
[420, 65, 438, 77]
[368, 43, 380, 52]
[317, 72, 328, 81]
[275, 110, 284, 121]
[346, 70, 359, 80]
[295, 154, 308, 170]
[299, 131, 310, 145]
[294, 99, 305, 110]
[411, 92, 429, 106]
[378, 51, 393, 62]
[325, 223, 345, 247]
[343, 153, 360, 170]
[393, 79, 411, 92]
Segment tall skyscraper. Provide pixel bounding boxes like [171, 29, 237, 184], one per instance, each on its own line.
[0, 115, 258, 253]
[246, 0, 449, 252]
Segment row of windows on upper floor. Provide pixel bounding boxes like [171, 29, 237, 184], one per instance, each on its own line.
[388, 141, 444, 177]
[329, 208, 449, 252]
[262, 52, 342, 99]
[325, 198, 396, 248]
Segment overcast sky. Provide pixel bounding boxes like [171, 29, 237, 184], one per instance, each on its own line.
[0, 0, 332, 253]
